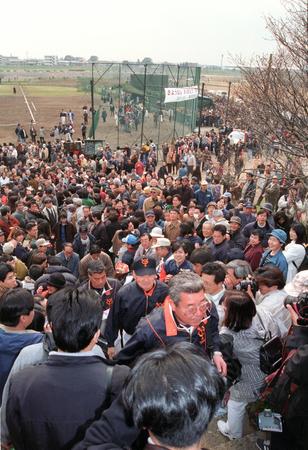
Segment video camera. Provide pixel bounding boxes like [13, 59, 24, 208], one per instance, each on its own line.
[284, 292, 308, 326]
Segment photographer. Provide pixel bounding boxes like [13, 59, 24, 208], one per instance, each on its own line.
[254, 266, 290, 338]
[257, 270, 308, 450]
[224, 259, 253, 291]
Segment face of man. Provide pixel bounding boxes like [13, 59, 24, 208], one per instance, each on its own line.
[207, 205, 215, 216]
[89, 271, 107, 289]
[64, 245, 73, 257]
[201, 273, 222, 295]
[169, 210, 179, 221]
[213, 231, 225, 245]
[230, 222, 240, 233]
[155, 246, 169, 259]
[2, 271, 17, 289]
[140, 235, 151, 249]
[257, 212, 267, 226]
[38, 244, 48, 254]
[133, 273, 157, 291]
[171, 290, 206, 328]
[268, 236, 281, 252]
[29, 225, 38, 239]
[172, 197, 181, 208]
[202, 223, 213, 238]
[83, 207, 90, 218]
[146, 215, 155, 226]
[90, 252, 101, 261]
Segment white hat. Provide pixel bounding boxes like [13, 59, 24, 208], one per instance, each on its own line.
[150, 227, 164, 238]
[152, 238, 171, 248]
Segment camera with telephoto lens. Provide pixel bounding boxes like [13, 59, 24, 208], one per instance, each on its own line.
[284, 292, 308, 325]
[236, 278, 258, 297]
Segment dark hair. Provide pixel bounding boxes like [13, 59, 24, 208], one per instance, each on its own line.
[250, 229, 263, 241]
[122, 342, 225, 447]
[30, 254, 48, 266]
[47, 256, 63, 266]
[87, 260, 106, 274]
[0, 263, 14, 282]
[213, 224, 227, 236]
[0, 288, 34, 327]
[25, 221, 37, 231]
[92, 210, 102, 221]
[201, 262, 226, 284]
[89, 245, 101, 255]
[180, 222, 194, 237]
[224, 290, 256, 332]
[254, 266, 285, 290]
[172, 240, 190, 254]
[257, 208, 266, 216]
[290, 223, 306, 244]
[190, 248, 213, 265]
[48, 287, 103, 352]
[29, 264, 45, 281]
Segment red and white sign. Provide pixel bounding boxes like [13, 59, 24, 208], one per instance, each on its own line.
[164, 86, 198, 103]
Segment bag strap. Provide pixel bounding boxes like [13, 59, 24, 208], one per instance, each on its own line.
[256, 311, 271, 340]
[105, 365, 114, 402]
[146, 317, 166, 347]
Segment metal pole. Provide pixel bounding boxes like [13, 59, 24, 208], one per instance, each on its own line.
[91, 63, 95, 140]
[198, 82, 205, 137]
[117, 63, 121, 148]
[140, 64, 147, 148]
[172, 65, 180, 141]
[157, 65, 165, 161]
[225, 81, 232, 126]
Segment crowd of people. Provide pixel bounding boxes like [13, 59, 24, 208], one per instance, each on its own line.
[0, 126, 307, 450]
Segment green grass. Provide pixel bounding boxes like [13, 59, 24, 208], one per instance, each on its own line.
[0, 85, 17, 95]
[0, 84, 80, 97]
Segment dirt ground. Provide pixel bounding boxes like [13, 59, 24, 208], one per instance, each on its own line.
[0, 71, 240, 147]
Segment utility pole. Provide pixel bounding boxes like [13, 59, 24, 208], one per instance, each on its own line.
[198, 82, 205, 137]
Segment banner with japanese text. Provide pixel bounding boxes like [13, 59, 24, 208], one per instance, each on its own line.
[164, 86, 198, 103]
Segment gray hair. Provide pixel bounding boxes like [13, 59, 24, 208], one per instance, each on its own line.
[226, 260, 252, 279]
[87, 260, 106, 275]
[169, 272, 204, 305]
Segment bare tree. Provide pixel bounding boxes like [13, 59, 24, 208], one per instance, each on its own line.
[231, 0, 308, 181]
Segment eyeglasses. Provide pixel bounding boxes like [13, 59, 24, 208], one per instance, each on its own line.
[183, 300, 211, 317]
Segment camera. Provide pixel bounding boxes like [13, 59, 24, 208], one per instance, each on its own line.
[236, 278, 258, 297]
[284, 292, 308, 325]
[258, 409, 282, 432]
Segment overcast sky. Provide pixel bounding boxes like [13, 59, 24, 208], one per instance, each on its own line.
[2, 0, 286, 65]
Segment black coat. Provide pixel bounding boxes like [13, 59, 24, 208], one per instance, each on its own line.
[7, 354, 129, 450]
[115, 304, 220, 366]
[105, 280, 169, 347]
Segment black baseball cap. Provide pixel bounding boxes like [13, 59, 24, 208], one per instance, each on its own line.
[133, 257, 157, 276]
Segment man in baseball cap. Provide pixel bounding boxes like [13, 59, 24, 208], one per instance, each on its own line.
[105, 256, 169, 360]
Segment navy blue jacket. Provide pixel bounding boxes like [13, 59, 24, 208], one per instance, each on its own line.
[116, 303, 220, 366]
[105, 280, 169, 346]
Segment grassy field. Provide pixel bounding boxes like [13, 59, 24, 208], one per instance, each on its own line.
[0, 84, 80, 97]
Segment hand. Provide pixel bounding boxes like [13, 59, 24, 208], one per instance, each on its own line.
[36, 285, 44, 295]
[286, 304, 299, 326]
[107, 347, 116, 360]
[213, 353, 227, 377]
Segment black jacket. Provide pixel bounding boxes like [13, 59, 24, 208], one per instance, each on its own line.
[242, 220, 273, 247]
[115, 303, 220, 366]
[7, 354, 130, 450]
[105, 281, 169, 347]
[229, 230, 247, 251]
[208, 239, 230, 263]
[35, 265, 77, 290]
